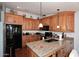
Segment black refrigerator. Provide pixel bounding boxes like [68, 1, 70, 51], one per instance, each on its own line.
[5, 24, 22, 57]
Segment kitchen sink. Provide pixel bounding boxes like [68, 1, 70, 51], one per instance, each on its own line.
[44, 38, 58, 42]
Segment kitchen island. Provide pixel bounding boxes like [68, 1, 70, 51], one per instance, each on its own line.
[26, 37, 74, 57]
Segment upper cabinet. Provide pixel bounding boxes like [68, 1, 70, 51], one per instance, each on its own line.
[59, 12, 67, 32]
[22, 18, 39, 30]
[40, 17, 50, 26]
[5, 11, 74, 32]
[49, 15, 59, 31]
[5, 13, 39, 30]
[41, 11, 74, 32]
[59, 11, 74, 32]
[5, 13, 23, 25]
[65, 12, 74, 32]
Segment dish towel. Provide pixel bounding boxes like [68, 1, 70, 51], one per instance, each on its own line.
[69, 49, 79, 57]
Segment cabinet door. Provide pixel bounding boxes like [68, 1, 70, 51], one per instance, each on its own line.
[65, 40, 74, 57]
[57, 48, 66, 57]
[49, 16, 53, 31]
[5, 13, 23, 25]
[24, 18, 30, 30]
[59, 12, 67, 32]
[17, 16, 23, 25]
[5, 13, 15, 24]
[22, 35, 30, 48]
[22, 19, 26, 30]
[66, 13, 74, 32]
[15, 47, 27, 57]
[27, 46, 37, 57]
[52, 15, 59, 31]
[13, 15, 19, 24]
[29, 35, 40, 42]
[40, 17, 50, 26]
[23, 18, 39, 30]
[34, 20, 39, 30]
[22, 35, 27, 48]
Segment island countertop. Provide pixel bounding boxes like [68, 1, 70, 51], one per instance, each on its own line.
[26, 37, 74, 57]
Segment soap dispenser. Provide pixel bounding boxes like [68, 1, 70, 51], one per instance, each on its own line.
[42, 37, 45, 41]
[62, 32, 64, 38]
[59, 34, 63, 41]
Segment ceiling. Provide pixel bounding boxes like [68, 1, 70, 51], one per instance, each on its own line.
[2, 2, 79, 15]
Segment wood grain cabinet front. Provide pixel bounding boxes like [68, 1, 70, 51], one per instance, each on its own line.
[41, 11, 74, 32]
[22, 35, 41, 48]
[22, 18, 39, 30]
[27, 46, 37, 57]
[56, 47, 67, 57]
[5, 13, 23, 25]
[56, 40, 74, 57]
[66, 12, 74, 32]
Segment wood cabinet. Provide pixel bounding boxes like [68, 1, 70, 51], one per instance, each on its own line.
[15, 47, 27, 57]
[5, 13, 23, 25]
[44, 11, 74, 32]
[22, 35, 41, 48]
[16, 35, 41, 57]
[22, 18, 39, 30]
[5, 13, 39, 30]
[58, 11, 74, 32]
[56, 40, 74, 57]
[27, 46, 37, 57]
[26, 40, 73, 57]
[22, 18, 31, 30]
[22, 35, 29, 48]
[49, 15, 60, 31]
[40, 17, 51, 26]
[65, 12, 74, 32]
[56, 47, 67, 57]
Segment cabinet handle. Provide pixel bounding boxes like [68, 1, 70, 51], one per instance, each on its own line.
[67, 16, 69, 31]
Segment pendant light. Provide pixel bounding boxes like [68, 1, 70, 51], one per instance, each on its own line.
[38, 2, 43, 28]
[57, 9, 60, 28]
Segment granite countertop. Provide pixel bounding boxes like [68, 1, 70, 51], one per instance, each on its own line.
[26, 37, 74, 57]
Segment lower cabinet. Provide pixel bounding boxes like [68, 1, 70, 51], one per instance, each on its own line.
[16, 34, 41, 57]
[15, 47, 27, 57]
[56, 47, 67, 57]
[22, 35, 41, 48]
[48, 51, 56, 57]
[16, 39, 73, 57]
[56, 40, 74, 57]
[27, 46, 37, 57]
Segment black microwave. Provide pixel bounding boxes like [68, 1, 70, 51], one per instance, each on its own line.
[42, 26, 49, 31]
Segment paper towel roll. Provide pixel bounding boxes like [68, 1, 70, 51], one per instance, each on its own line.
[59, 35, 63, 40]
[69, 49, 79, 57]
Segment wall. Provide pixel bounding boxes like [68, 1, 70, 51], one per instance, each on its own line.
[74, 11, 79, 53]
[0, 11, 4, 57]
[6, 8, 40, 19]
[0, 22, 3, 57]
[53, 32, 74, 38]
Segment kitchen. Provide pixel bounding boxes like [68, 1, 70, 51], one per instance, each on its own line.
[0, 2, 78, 57]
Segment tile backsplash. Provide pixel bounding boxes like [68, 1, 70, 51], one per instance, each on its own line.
[22, 30, 74, 38]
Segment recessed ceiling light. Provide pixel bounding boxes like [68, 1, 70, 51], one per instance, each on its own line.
[57, 26, 60, 28]
[17, 6, 20, 8]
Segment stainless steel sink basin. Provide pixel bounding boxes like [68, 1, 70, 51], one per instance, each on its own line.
[44, 38, 59, 42]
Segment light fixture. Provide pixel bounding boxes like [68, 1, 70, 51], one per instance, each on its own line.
[38, 23, 43, 28]
[57, 25, 60, 28]
[57, 9, 60, 28]
[38, 2, 43, 28]
[17, 6, 20, 8]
